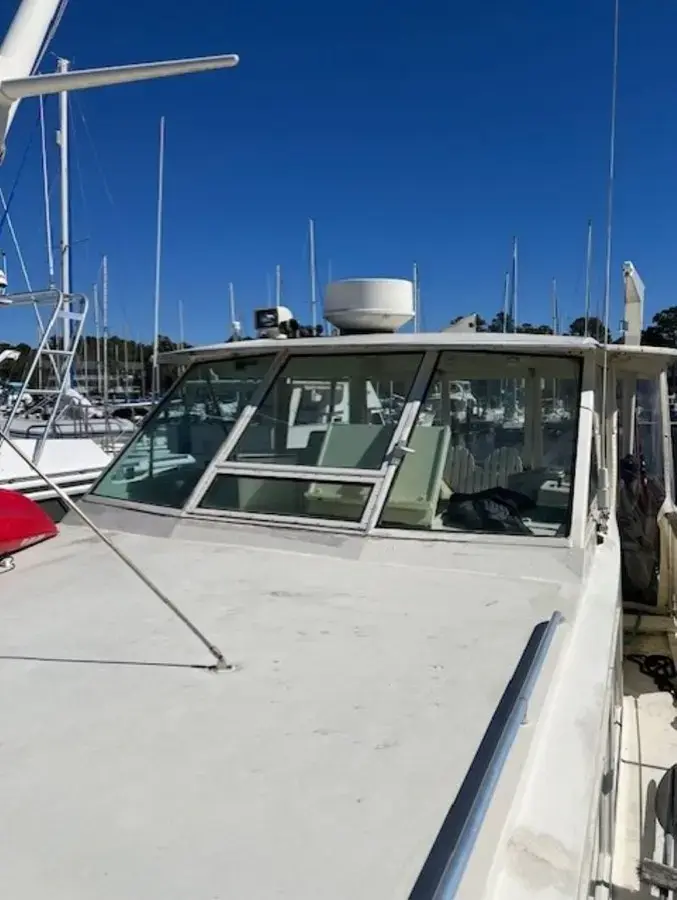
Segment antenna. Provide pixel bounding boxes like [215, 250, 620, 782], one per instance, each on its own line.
[600, 0, 620, 465]
[151, 115, 165, 401]
[308, 218, 317, 330]
[275, 264, 282, 306]
[0, 0, 240, 161]
[178, 296, 185, 349]
[412, 262, 419, 332]
[583, 219, 593, 337]
[551, 277, 559, 335]
[511, 236, 518, 332]
[228, 282, 241, 339]
[502, 270, 510, 333]
[102, 254, 109, 413]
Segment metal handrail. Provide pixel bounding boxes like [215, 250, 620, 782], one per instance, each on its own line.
[409, 610, 564, 900]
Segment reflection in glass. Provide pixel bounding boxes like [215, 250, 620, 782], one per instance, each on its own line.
[199, 475, 371, 522]
[379, 353, 581, 536]
[616, 373, 666, 608]
[228, 352, 424, 470]
[91, 355, 274, 508]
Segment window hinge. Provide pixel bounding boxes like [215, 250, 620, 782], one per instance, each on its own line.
[389, 441, 415, 463]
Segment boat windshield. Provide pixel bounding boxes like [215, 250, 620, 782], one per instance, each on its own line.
[91, 350, 423, 509]
[91, 347, 582, 538]
[377, 351, 581, 536]
[90, 354, 276, 508]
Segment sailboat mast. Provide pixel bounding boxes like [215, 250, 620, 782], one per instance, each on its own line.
[93, 281, 102, 394]
[0, 0, 240, 163]
[151, 115, 165, 400]
[584, 219, 593, 337]
[308, 218, 317, 330]
[511, 236, 518, 332]
[412, 262, 419, 333]
[502, 270, 510, 333]
[57, 56, 71, 351]
[102, 254, 109, 410]
[123, 328, 129, 398]
[551, 277, 559, 404]
[275, 264, 282, 306]
[178, 297, 185, 349]
[228, 282, 240, 339]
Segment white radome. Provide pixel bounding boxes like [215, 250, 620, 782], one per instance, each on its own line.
[324, 278, 414, 333]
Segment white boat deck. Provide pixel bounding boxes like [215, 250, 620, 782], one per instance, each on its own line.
[0, 522, 576, 900]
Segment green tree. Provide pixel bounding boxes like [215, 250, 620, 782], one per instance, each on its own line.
[569, 316, 610, 343]
[488, 311, 515, 333]
[642, 307, 677, 347]
[518, 323, 553, 335]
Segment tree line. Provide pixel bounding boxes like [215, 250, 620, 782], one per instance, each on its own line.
[453, 305, 677, 347]
[3, 304, 677, 392]
[0, 334, 189, 395]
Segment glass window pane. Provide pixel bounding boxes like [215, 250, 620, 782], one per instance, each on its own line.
[636, 378, 664, 484]
[616, 373, 666, 608]
[589, 365, 604, 510]
[378, 352, 581, 536]
[199, 475, 371, 522]
[91, 355, 274, 508]
[228, 352, 424, 470]
[589, 438, 599, 510]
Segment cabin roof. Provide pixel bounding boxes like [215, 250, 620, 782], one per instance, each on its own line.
[159, 331, 677, 366]
[159, 332, 600, 364]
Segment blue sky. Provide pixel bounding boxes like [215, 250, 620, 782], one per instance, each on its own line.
[1, 0, 677, 345]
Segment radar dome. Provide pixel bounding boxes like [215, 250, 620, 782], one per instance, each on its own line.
[324, 278, 414, 334]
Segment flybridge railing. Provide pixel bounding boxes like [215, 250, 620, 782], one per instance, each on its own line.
[408, 611, 564, 900]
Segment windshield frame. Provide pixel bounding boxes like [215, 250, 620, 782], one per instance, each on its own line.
[85, 342, 591, 546]
[85, 347, 281, 515]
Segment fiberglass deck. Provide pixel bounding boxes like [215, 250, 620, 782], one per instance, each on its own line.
[0, 524, 572, 900]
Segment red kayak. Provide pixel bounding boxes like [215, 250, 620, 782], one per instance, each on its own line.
[0, 489, 58, 563]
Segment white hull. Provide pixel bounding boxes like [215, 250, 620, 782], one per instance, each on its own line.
[0, 437, 110, 504]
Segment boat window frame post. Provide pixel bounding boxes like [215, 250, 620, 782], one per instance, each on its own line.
[180, 350, 290, 515]
[659, 366, 675, 505]
[360, 350, 440, 529]
[569, 351, 597, 546]
[606, 362, 619, 501]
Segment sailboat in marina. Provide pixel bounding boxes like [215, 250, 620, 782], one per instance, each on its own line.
[0, 0, 239, 513]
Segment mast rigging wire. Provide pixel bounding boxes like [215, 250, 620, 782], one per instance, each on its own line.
[33, 0, 70, 75]
[38, 96, 55, 287]
[0, 109, 40, 236]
